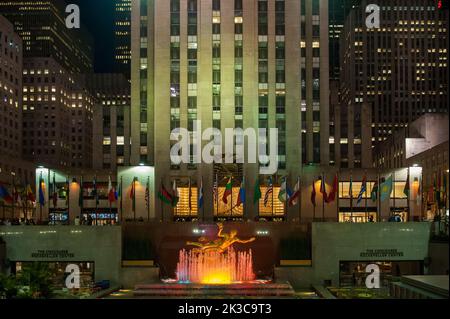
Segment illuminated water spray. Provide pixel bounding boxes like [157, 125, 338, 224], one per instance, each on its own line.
[176, 248, 255, 284]
[175, 223, 257, 284]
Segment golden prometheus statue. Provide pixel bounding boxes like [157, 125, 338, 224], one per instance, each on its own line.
[187, 223, 256, 254]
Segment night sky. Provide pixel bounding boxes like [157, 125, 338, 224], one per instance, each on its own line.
[72, 0, 115, 73]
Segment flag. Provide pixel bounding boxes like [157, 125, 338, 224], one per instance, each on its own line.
[320, 174, 328, 203]
[39, 172, 46, 206]
[357, 175, 367, 205]
[380, 175, 393, 202]
[108, 176, 116, 203]
[130, 177, 137, 212]
[0, 184, 13, 204]
[213, 174, 218, 204]
[253, 179, 262, 204]
[289, 177, 300, 207]
[13, 184, 22, 206]
[403, 172, 410, 198]
[278, 177, 288, 203]
[198, 179, 204, 209]
[371, 181, 379, 202]
[93, 176, 99, 206]
[145, 177, 150, 209]
[236, 178, 246, 207]
[222, 177, 232, 205]
[264, 176, 273, 207]
[172, 180, 179, 207]
[26, 183, 35, 203]
[117, 179, 122, 201]
[158, 182, 173, 205]
[311, 178, 316, 207]
[327, 174, 338, 203]
[52, 172, 58, 208]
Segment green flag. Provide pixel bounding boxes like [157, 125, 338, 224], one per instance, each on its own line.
[380, 175, 393, 202]
[253, 179, 262, 204]
[371, 181, 379, 202]
[403, 173, 410, 197]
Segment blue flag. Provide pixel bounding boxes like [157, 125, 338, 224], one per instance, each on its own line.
[198, 179, 204, 209]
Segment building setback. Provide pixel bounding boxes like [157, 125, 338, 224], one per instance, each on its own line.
[85, 73, 131, 171]
[130, 0, 330, 221]
[339, 0, 449, 167]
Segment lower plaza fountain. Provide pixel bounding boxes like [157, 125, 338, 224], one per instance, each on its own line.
[133, 223, 295, 297]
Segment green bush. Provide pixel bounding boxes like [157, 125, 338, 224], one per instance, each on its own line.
[0, 262, 54, 299]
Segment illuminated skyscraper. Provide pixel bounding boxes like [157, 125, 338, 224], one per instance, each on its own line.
[131, 0, 330, 221]
[114, 0, 132, 77]
[0, 0, 93, 73]
[339, 0, 449, 168]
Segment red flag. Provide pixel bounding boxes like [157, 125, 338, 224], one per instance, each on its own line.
[327, 174, 338, 203]
[108, 176, 116, 203]
[311, 179, 316, 207]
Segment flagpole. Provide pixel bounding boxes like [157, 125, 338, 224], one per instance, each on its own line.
[160, 178, 164, 223]
[284, 176, 287, 222]
[377, 172, 380, 222]
[11, 173, 15, 219]
[393, 170, 396, 218]
[230, 176, 233, 218]
[407, 167, 410, 222]
[95, 176, 98, 226]
[336, 171, 340, 222]
[120, 176, 123, 223]
[298, 176, 301, 223]
[313, 177, 316, 221]
[109, 176, 112, 224]
[133, 177, 136, 221]
[67, 175, 70, 222]
[147, 176, 150, 222]
[365, 170, 368, 222]
[350, 171, 353, 222]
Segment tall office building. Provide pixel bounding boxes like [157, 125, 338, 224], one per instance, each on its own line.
[131, 0, 330, 221]
[0, 0, 93, 74]
[86, 73, 131, 171]
[0, 14, 22, 159]
[340, 0, 449, 167]
[22, 58, 94, 169]
[0, 14, 36, 201]
[114, 0, 132, 77]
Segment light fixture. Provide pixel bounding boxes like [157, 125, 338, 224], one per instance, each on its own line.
[412, 163, 419, 167]
[72, 177, 77, 184]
